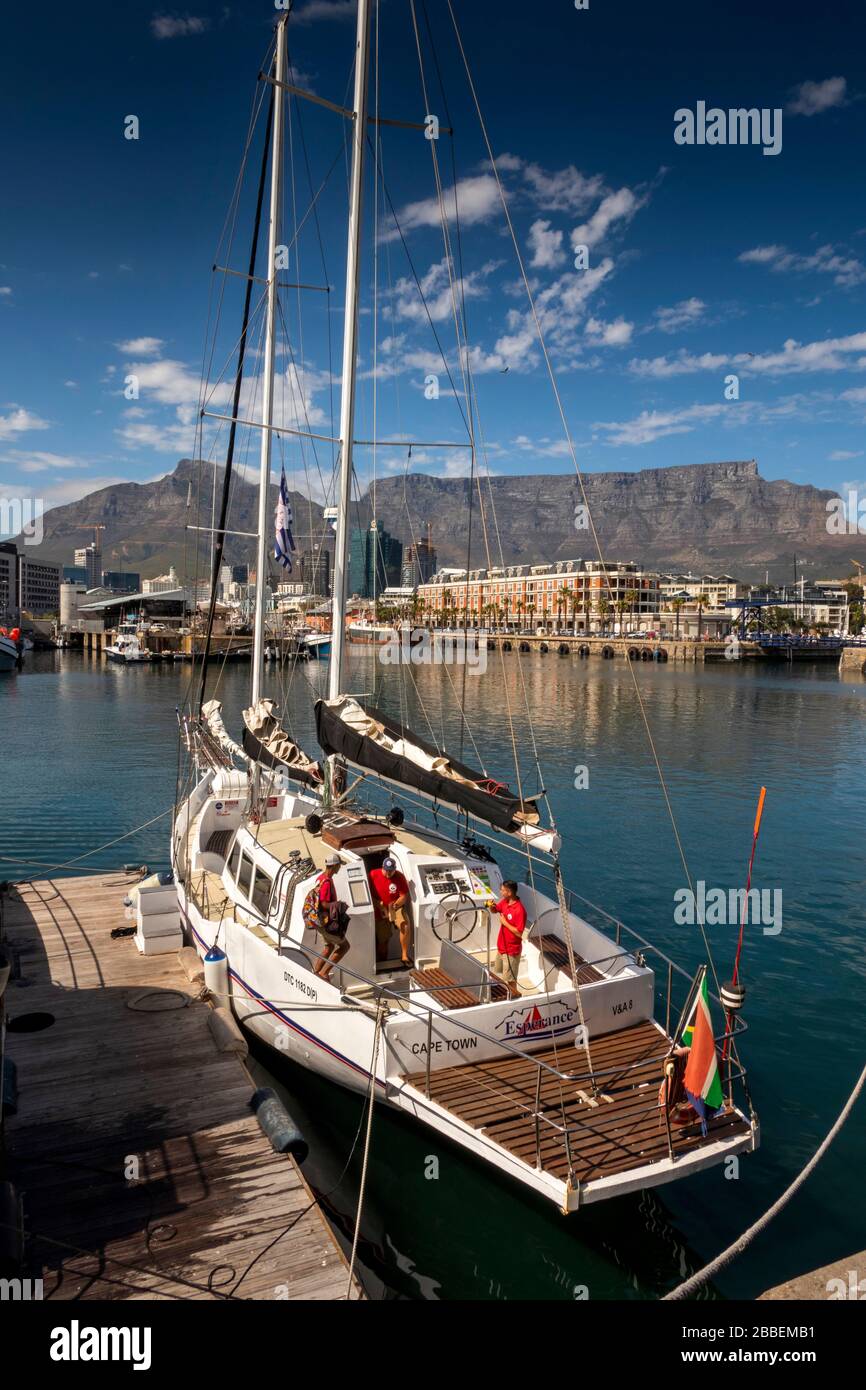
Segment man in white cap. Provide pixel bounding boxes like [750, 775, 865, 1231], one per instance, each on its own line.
[369, 856, 412, 966]
[311, 853, 349, 980]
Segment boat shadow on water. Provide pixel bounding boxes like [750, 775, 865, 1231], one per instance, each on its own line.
[248, 1036, 717, 1302]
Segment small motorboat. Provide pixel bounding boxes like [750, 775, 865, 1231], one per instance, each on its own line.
[105, 623, 153, 664]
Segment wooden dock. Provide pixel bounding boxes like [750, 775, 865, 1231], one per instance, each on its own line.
[0, 871, 360, 1301]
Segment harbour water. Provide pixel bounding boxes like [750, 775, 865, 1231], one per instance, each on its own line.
[2, 649, 864, 1299]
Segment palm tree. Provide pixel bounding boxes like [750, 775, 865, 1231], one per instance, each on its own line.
[671, 596, 686, 637]
[615, 598, 627, 635]
[624, 588, 638, 634]
[695, 592, 710, 640]
[597, 595, 611, 634]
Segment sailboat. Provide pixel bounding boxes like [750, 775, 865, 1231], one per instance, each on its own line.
[172, 3, 758, 1211]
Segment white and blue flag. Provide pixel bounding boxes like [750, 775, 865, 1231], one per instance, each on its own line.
[274, 464, 296, 572]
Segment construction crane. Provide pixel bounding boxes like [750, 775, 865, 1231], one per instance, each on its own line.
[78, 523, 106, 548]
[851, 559, 864, 587]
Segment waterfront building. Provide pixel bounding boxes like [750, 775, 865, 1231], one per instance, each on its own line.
[0, 541, 18, 617]
[301, 547, 331, 598]
[143, 566, 182, 595]
[59, 580, 88, 627]
[349, 520, 403, 598]
[74, 543, 102, 589]
[659, 573, 747, 608]
[63, 564, 89, 585]
[762, 582, 849, 632]
[417, 558, 660, 633]
[102, 571, 140, 594]
[17, 554, 61, 615]
[401, 529, 437, 588]
[378, 586, 415, 611]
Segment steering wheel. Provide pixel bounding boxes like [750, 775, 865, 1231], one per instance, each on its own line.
[430, 891, 484, 944]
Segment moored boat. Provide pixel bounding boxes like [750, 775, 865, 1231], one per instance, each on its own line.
[171, 3, 758, 1215]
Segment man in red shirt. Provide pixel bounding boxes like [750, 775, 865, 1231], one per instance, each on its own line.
[489, 880, 527, 997]
[311, 854, 349, 981]
[369, 856, 412, 965]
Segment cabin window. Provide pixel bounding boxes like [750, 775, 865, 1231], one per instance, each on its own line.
[237, 853, 254, 898]
[228, 841, 242, 880]
[251, 868, 273, 917]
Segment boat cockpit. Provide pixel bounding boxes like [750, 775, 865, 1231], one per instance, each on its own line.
[181, 788, 654, 1032]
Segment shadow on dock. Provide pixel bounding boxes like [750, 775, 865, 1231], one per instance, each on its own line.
[0, 872, 359, 1300]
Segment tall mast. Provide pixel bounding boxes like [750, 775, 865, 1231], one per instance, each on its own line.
[328, 0, 372, 701]
[251, 15, 287, 706]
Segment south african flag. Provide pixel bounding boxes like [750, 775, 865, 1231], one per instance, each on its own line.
[682, 968, 724, 1132]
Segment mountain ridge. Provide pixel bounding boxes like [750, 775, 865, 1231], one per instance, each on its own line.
[17, 457, 863, 584]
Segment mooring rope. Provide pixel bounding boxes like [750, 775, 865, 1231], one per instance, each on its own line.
[346, 1003, 383, 1299]
[663, 1056, 866, 1300]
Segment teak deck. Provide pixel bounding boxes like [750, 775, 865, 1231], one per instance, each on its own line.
[405, 1019, 751, 1185]
[1, 871, 359, 1301]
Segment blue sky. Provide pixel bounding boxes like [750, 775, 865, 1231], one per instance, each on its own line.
[1, 0, 865, 529]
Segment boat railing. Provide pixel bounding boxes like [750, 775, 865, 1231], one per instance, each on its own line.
[207, 879, 755, 1181]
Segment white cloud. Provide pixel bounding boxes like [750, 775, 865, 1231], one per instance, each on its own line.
[739, 242, 865, 288]
[528, 219, 566, 269]
[115, 420, 194, 454]
[787, 76, 848, 116]
[0, 407, 50, 440]
[594, 403, 729, 447]
[124, 356, 205, 405]
[150, 14, 209, 40]
[571, 186, 643, 250]
[114, 342, 329, 457]
[0, 287, 12, 299]
[393, 258, 498, 324]
[630, 331, 866, 378]
[384, 175, 501, 242]
[0, 449, 81, 473]
[117, 336, 165, 356]
[519, 162, 606, 214]
[829, 449, 864, 460]
[512, 435, 573, 458]
[64, 380, 78, 389]
[585, 316, 633, 347]
[653, 298, 706, 334]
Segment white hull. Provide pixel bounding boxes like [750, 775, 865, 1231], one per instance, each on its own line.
[172, 773, 757, 1211]
[0, 635, 20, 672]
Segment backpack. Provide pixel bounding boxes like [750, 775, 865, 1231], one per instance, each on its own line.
[303, 886, 349, 938]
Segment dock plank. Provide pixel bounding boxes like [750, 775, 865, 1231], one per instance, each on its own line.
[1, 872, 360, 1301]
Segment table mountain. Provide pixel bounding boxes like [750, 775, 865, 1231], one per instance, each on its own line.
[20, 457, 862, 584]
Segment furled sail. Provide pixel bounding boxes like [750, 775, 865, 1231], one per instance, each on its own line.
[202, 698, 250, 765]
[315, 696, 558, 851]
[242, 698, 323, 784]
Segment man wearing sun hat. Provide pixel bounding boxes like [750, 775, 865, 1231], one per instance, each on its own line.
[369, 856, 413, 966]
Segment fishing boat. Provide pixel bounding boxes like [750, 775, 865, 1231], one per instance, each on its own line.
[105, 622, 152, 664]
[299, 631, 332, 661]
[172, 4, 758, 1212]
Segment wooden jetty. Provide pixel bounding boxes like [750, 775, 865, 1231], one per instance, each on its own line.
[0, 871, 360, 1301]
